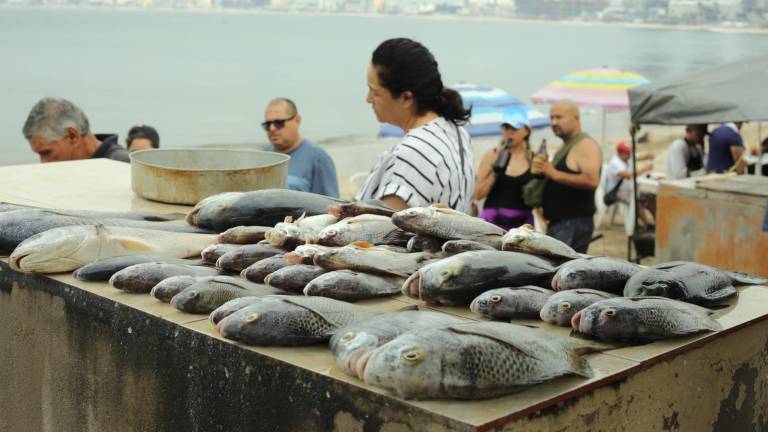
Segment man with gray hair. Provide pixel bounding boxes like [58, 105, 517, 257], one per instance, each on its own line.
[22, 98, 129, 163]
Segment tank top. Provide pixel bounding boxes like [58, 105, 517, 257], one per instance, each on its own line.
[542, 151, 597, 222]
[484, 156, 534, 210]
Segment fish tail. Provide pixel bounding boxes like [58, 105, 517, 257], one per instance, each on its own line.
[567, 353, 594, 379]
[726, 271, 767, 286]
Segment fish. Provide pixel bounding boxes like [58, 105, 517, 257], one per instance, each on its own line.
[217, 225, 272, 244]
[403, 250, 558, 306]
[572, 296, 723, 342]
[501, 224, 580, 260]
[361, 322, 594, 400]
[392, 206, 505, 248]
[186, 189, 346, 231]
[283, 244, 336, 265]
[442, 239, 497, 254]
[623, 261, 765, 304]
[469, 286, 555, 320]
[264, 265, 327, 293]
[0, 209, 211, 255]
[266, 214, 338, 248]
[316, 214, 411, 247]
[217, 295, 378, 346]
[150, 275, 209, 303]
[201, 243, 242, 265]
[330, 309, 465, 378]
[406, 235, 445, 253]
[9, 225, 217, 274]
[72, 255, 202, 281]
[539, 289, 618, 327]
[327, 199, 396, 219]
[303, 270, 406, 301]
[313, 242, 438, 277]
[109, 262, 220, 293]
[215, 243, 286, 273]
[170, 276, 282, 314]
[209, 296, 264, 325]
[241, 255, 291, 284]
[0, 203, 183, 221]
[552, 256, 642, 294]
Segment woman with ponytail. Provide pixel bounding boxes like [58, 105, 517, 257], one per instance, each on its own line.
[355, 38, 476, 213]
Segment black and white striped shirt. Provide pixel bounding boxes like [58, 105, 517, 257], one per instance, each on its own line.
[356, 117, 475, 213]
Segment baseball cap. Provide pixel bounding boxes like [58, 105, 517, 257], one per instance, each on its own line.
[616, 140, 631, 154]
[500, 110, 530, 130]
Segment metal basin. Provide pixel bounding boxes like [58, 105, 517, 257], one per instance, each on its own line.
[130, 148, 289, 205]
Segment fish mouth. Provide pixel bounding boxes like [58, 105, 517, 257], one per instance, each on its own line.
[469, 297, 481, 314]
[9, 252, 29, 271]
[402, 271, 421, 299]
[342, 348, 366, 377]
[355, 350, 374, 380]
[551, 274, 561, 291]
[283, 252, 303, 265]
[571, 310, 583, 332]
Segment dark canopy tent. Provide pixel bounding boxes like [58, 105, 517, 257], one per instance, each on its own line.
[624, 54, 768, 260]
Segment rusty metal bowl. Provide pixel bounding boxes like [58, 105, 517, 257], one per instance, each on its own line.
[130, 148, 289, 205]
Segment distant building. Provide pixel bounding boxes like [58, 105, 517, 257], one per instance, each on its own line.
[668, 0, 742, 20]
[515, 0, 610, 18]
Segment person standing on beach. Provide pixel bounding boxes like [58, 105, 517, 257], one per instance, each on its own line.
[22, 97, 129, 163]
[533, 100, 602, 253]
[262, 98, 339, 198]
[707, 122, 746, 174]
[356, 38, 475, 212]
[666, 124, 707, 181]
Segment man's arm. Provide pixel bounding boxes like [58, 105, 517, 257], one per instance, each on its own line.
[730, 145, 746, 174]
[533, 139, 602, 190]
[313, 153, 341, 198]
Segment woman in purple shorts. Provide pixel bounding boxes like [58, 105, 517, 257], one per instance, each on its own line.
[474, 112, 534, 230]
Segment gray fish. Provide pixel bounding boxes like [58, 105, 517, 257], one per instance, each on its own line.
[442, 239, 497, 254]
[209, 296, 264, 325]
[313, 242, 438, 277]
[0, 202, 183, 221]
[241, 255, 291, 284]
[572, 296, 723, 342]
[109, 263, 219, 293]
[170, 276, 281, 314]
[217, 225, 272, 244]
[552, 256, 642, 294]
[623, 261, 764, 304]
[469, 286, 555, 320]
[215, 243, 286, 273]
[303, 270, 406, 301]
[406, 235, 445, 253]
[150, 275, 209, 303]
[327, 199, 395, 219]
[283, 244, 335, 265]
[186, 189, 346, 231]
[217, 295, 377, 346]
[73, 255, 202, 281]
[266, 214, 338, 248]
[330, 309, 465, 378]
[361, 322, 594, 400]
[264, 265, 327, 293]
[501, 224, 580, 260]
[539, 289, 618, 327]
[403, 251, 557, 306]
[317, 214, 411, 247]
[392, 206, 505, 248]
[201, 243, 242, 265]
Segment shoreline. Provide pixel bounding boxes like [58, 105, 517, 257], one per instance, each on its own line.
[4, 4, 768, 35]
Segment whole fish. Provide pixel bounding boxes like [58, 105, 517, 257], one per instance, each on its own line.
[317, 214, 411, 247]
[313, 242, 438, 277]
[264, 265, 327, 293]
[552, 256, 642, 294]
[0, 203, 183, 221]
[150, 275, 209, 302]
[209, 296, 264, 325]
[403, 250, 557, 306]
[303, 270, 406, 301]
[392, 206, 505, 248]
[572, 296, 723, 341]
[0, 209, 210, 254]
[501, 224, 580, 260]
[73, 255, 202, 281]
[442, 239, 497, 254]
[330, 309, 465, 378]
[215, 243, 286, 273]
[266, 214, 338, 248]
[170, 276, 282, 314]
[217, 295, 377, 346]
[406, 235, 445, 253]
[241, 255, 291, 283]
[469, 286, 555, 320]
[327, 199, 395, 219]
[540, 289, 618, 327]
[284, 244, 335, 265]
[201, 243, 241, 265]
[217, 225, 272, 244]
[361, 322, 594, 400]
[10, 225, 217, 273]
[624, 261, 765, 304]
[110, 263, 220, 293]
[186, 189, 346, 231]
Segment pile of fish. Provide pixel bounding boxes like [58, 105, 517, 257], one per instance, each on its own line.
[3, 189, 765, 401]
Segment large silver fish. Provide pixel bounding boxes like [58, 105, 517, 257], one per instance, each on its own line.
[73, 255, 201, 281]
[552, 256, 642, 294]
[539, 289, 618, 327]
[469, 286, 555, 320]
[361, 322, 594, 400]
[10, 225, 217, 273]
[313, 242, 438, 277]
[501, 224, 580, 260]
[170, 276, 282, 314]
[303, 270, 406, 301]
[316, 214, 410, 247]
[329, 309, 465, 378]
[264, 265, 327, 293]
[241, 255, 291, 284]
[109, 262, 220, 293]
[392, 206, 505, 248]
[572, 296, 723, 341]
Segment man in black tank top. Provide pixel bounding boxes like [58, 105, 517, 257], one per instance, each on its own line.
[532, 100, 603, 253]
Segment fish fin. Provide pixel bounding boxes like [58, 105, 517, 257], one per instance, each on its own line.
[351, 241, 375, 249]
[725, 271, 767, 286]
[431, 203, 449, 208]
[566, 353, 594, 378]
[295, 213, 306, 223]
[279, 296, 366, 328]
[284, 216, 294, 223]
[379, 229, 415, 246]
[447, 322, 549, 362]
[118, 239, 154, 251]
[397, 304, 420, 312]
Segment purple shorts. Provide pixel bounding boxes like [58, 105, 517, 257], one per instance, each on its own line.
[480, 207, 534, 231]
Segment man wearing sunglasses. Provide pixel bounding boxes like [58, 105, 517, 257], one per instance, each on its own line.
[263, 98, 339, 198]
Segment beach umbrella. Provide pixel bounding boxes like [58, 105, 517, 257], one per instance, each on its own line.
[379, 83, 549, 138]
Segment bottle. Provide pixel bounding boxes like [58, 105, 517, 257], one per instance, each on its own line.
[491, 139, 512, 174]
[530, 138, 548, 176]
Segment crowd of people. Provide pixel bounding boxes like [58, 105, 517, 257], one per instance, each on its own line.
[19, 37, 764, 254]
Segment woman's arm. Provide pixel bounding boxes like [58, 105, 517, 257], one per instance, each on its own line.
[474, 149, 498, 200]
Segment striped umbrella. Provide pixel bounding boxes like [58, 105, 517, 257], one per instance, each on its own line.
[531, 68, 650, 109]
[379, 83, 549, 138]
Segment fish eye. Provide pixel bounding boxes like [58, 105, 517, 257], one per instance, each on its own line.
[559, 302, 572, 311]
[406, 209, 418, 216]
[245, 313, 260, 323]
[490, 295, 502, 303]
[603, 309, 617, 318]
[327, 229, 337, 236]
[339, 332, 356, 343]
[402, 349, 424, 363]
[514, 235, 524, 242]
[190, 290, 198, 298]
[439, 270, 452, 279]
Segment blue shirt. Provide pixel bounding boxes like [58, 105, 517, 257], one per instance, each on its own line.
[706, 123, 743, 173]
[266, 139, 340, 198]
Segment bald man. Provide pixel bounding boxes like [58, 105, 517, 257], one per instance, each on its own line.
[532, 100, 602, 253]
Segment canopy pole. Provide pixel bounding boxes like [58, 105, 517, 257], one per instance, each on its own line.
[629, 123, 639, 262]
[758, 122, 763, 177]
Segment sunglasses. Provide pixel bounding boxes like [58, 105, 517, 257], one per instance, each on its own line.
[261, 115, 296, 131]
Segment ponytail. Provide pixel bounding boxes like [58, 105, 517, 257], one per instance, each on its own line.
[435, 88, 471, 124]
